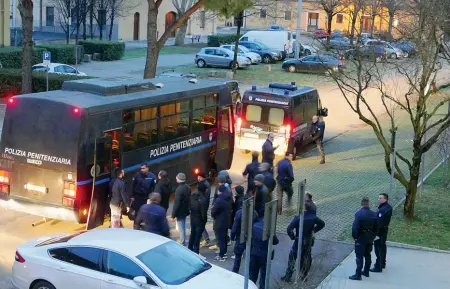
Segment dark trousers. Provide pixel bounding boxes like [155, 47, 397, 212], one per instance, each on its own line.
[285, 241, 312, 279]
[355, 240, 373, 276]
[133, 196, 148, 215]
[374, 228, 388, 268]
[232, 243, 245, 273]
[314, 139, 325, 161]
[249, 254, 267, 289]
[277, 182, 294, 214]
[215, 227, 227, 257]
[188, 222, 205, 254]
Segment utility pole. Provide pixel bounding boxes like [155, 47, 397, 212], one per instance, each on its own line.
[295, 0, 303, 60]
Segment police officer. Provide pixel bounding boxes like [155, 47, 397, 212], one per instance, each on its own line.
[131, 163, 157, 214]
[197, 172, 212, 247]
[230, 194, 259, 273]
[133, 193, 170, 238]
[370, 193, 392, 272]
[262, 133, 279, 169]
[305, 192, 317, 215]
[170, 173, 191, 246]
[211, 184, 232, 261]
[310, 116, 326, 164]
[276, 152, 294, 215]
[259, 162, 276, 193]
[154, 170, 172, 212]
[281, 202, 325, 283]
[243, 151, 260, 189]
[108, 168, 130, 228]
[249, 217, 279, 289]
[349, 197, 378, 281]
[254, 174, 270, 218]
[188, 183, 208, 256]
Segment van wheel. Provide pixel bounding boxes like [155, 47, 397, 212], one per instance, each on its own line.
[32, 281, 56, 289]
[288, 65, 296, 73]
[262, 55, 272, 64]
[197, 59, 206, 68]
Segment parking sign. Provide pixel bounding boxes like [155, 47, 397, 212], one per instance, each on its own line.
[43, 51, 51, 66]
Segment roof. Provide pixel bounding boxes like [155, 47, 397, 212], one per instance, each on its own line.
[244, 85, 317, 99]
[14, 76, 235, 114]
[68, 228, 170, 256]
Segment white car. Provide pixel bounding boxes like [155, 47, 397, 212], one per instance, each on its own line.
[220, 44, 262, 64]
[12, 229, 257, 289]
[32, 63, 87, 76]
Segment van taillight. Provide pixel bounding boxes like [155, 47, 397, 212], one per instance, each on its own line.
[237, 117, 242, 132]
[0, 170, 10, 184]
[15, 251, 25, 263]
[64, 181, 76, 198]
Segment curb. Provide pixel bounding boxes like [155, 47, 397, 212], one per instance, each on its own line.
[386, 241, 450, 254]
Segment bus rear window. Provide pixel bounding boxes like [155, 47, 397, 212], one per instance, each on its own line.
[268, 108, 285, 126]
[246, 105, 262, 122]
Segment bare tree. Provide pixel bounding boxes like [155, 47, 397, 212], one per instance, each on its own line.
[319, 0, 345, 48]
[173, 0, 196, 46]
[107, 0, 141, 41]
[18, 0, 33, 94]
[344, 0, 366, 44]
[52, 0, 73, 43]
[382, 0, 403, 38]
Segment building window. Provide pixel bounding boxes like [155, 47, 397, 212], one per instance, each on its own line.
[46, 7, 54, 26]
[285, 11, 291, 21]
[336, 13, 344, 24]
[200, 11, 206, 28]
[260, 9, 267, 19]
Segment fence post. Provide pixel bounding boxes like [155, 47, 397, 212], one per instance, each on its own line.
[241, 197, 255, 289]
[263, 200, 278, 289]
[295, 180, 306, 283]
[389, 128, 397, 196]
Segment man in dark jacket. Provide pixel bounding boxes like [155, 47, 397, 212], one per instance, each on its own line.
[243, 151, 260, 188]
[211, 184, 232, 261]
[260, 162, 276, 194]
[262, 134, 278, 169]
[170, 173, 191, 246]
[231, 195, 259, 273]
[249, 217, 280, 289]
[276, 153, 294, 214]
[154, 170, 172, 212]
[131, 164, 157, 214]
[108, 168, 130, 228]
[197, 172, 212, 247]
[349, 197, 378, 281]
[188, 183, 208, 255]
[310, 116, 326, 164]
[254, 174, 270, 218]
[281, 202, 325, 283]
[371, 193, 392, 272]
[305, 192, 317, 215]
[134, 193, 170, 238]
[232, 185, 246, 224]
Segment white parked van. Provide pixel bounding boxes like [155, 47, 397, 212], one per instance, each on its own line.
[239, 30, 293, 59]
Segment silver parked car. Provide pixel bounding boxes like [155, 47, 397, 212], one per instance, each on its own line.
[220, 44, 261, 64]
[195, 47, 251, 68]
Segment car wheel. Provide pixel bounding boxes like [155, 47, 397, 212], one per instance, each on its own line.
[197, 59, 206, 68]
[230, 61, 239, 69]
[262, 55, 272, 64]
[288, 65, 296, 73]
[404, 52, 409, 58]
[390, 53, 397, 59]
[32, 281, 56, 289]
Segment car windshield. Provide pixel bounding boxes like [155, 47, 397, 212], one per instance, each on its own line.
[255, 42, 269, 49]
[137, 242, 211, 285]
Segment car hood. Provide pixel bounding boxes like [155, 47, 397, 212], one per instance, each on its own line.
[172, 264, 257, 289]
[247, 52, 261, 58]
[261, 49, 281, 54]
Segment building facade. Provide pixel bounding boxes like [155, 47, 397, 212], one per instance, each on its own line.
[1, 0, 10, 46]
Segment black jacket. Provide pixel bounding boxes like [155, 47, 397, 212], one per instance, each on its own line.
[277, 158, 294, 186]
[171, 182, 191, 219]
[310, 120, 325, 142]
[211, 190, 232, 232]
[134, 203, 170, 238]
[154, 178, 172, 211]
[262, 170, 276, 192]
[197, 179, 211, 211]
[190, 191, 207, 225]
[108, 178, 130, 208]
[352, 207, 378, 242]
[131, 172, 157, 199]
[255, 184, 270, 217]
[287, 211, 325, 244]
[376, 202, 393, 233]
[243, 158, 260, 185]
[262, 139, 276, 165]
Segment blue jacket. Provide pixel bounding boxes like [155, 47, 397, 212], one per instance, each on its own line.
[134, 203, 170, 238]
[197, 179, 211, 211]
[262, 139, 276, 165]
[287, 211, 325, 243]
[277, 158, 294, 186]
[255, 184, 269, 217]
[243, 159, 260, 185]
[108, 178, 130, 207]
[251, 218, 279, 258]
[310, 120, 325, 141]
[231, 208, 259, 244]
[376, 202, 392, 232]
[131, 171, 156, 198]
[352, 207, 378, 241]
[211, 190, 232, 231]
[262, 170, 276, 192]
[306, 200, 317, 215]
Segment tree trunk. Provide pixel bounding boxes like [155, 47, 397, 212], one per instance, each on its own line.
[175, 22, 188, 46]
[144, 4, 159, 79]
[350, 14, 357, 45]
[18, 0, 34, 94]
[90, 0, 94, 39]
[99, 25, 103, 40]
[326, 13, 333, 50]
[232, 12, 243, 74]
[388, 12, 394, 39]
[109, 9, 115, 41]
[370, 15, 376, 36]
[403, 146, 422, 221]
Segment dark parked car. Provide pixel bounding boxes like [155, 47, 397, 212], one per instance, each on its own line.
[282, 55, 342, 74]
[239, 41, 283, 63]
[345, 45, 387, 62]
[322, 36, 351, 49]
[391, 41, 417, 57]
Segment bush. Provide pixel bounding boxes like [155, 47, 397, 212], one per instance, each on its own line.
[78, 40, 125, 61]
[0, 69, 93, 98]
[0, 47, 46, 69]
[207, 34, 241, 47]
[37, 45, 84, 65]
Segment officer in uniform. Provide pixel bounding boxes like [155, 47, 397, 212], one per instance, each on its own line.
[243, 151, 260, 188]
[310, 116, 326, 164]
[371, 193, 392, 272]
[276, 152, 294, 214]
[131, 163, 156, 215]
[281, 202, 325, 283]
[305, 192, 317, 215]
[349, 197, 378, 281]
[262, 133, 278, 169]
[249, 217, 279, 289]
[133, 193, 170, 238]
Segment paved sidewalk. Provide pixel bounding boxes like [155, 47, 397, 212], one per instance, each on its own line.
[317, 246, 450, 289]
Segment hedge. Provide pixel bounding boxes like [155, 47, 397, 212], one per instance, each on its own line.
[37, 45, 84, 65]
[0, 69, 93, 99]
[78, 40, 125, 61]
[207, 34, 241, 47]
[0, 47, 46, 69]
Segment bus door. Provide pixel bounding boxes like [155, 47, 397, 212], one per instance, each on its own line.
[86, 136, 113, 230]
[216, 107, 234, 171]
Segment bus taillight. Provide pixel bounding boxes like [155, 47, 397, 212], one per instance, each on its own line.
[194, 168, 199, 175]
[64, 181, 76, 198]
[237, 117, 242, 132]
[286, 124, 292, 137]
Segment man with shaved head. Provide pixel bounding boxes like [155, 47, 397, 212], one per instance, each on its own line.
[134, 192, 170, 238]
[310, 115, 326, 164]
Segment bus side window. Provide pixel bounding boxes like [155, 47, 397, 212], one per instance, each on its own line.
[192, 107, 217, 133]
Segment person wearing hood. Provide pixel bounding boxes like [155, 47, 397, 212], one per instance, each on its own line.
[188, 183, 208, 257]
[211, 184, 232, 261]
[259, 162, 276, 194]
[243, 151, 260, 188]
[154, 170, 172, 212]
[254, 174, 270, 218]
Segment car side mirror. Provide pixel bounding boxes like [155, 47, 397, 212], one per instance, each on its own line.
[133, 276, 148, 286]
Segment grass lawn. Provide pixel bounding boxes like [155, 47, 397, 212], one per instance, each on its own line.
[169, 63, 329, 87]
[124, 46, 203, 59]
[388, 165, 450, 250]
